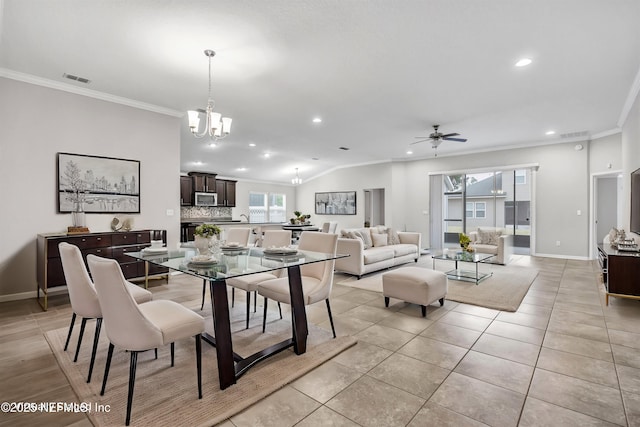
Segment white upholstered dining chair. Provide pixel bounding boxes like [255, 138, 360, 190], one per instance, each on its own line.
[87, 254, 205, 426]
[59, 242, 153, 383]
[225, 230, 292, 329]
[257, 231, 339, 337]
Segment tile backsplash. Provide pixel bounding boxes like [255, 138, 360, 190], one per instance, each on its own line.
[181, 206, 232, 219]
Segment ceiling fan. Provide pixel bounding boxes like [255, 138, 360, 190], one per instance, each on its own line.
[411, 124, 467, 156]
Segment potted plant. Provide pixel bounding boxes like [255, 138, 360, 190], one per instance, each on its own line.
[459, 232, 473, 252]
[194, 224, 221, 255]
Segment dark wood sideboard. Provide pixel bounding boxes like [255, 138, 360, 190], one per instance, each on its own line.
[37, 230, 168, 310]
[597, 243, 640, 305]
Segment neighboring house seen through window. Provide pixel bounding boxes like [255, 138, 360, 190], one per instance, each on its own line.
[466, 201, 486, 218]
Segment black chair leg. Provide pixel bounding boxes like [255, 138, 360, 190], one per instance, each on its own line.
[87, 318, 102, 383]
[125, 351, 138, 426]
[254, 290, 257, 312]
[384, 297, 390, 307]
[421, 305, 427, 317]
[278, 302, 282, 319]
[245, 291, 251, 329]
[74, 317, 88, 362]
[154, 348, 158, 359]
[171, 342, 175, 367]
[100, 343, 115, 396]
[201, 279, 206, 310]
[195, 334, 202, 399]
[232, 287, 235, 307]
[439, 297, 445, 306]
[325, 299, 337, 338]
[262, 297, 268, 333]
[64, 312, 77, 351]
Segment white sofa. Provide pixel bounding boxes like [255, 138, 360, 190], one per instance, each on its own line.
[335, 226, 421, 278]
[468, 227, 513, 265]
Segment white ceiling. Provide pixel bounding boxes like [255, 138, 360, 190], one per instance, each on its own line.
[2, 0, 640, 184]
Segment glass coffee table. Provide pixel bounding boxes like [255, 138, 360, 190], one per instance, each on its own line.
[431, 250, 494, 285]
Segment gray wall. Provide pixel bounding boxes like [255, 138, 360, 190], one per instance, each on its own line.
[0, 78, 181, 298]
[622, 88, 640, 239]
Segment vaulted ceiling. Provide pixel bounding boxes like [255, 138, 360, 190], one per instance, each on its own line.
[2, 0, 639, 183]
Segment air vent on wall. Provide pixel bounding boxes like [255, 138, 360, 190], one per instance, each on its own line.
[63, 73, 91, 84]
[560, 130, 589, 139]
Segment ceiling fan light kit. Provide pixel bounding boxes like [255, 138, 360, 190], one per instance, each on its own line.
[188, 49, 232, 140]
[412, 124, 467, 156]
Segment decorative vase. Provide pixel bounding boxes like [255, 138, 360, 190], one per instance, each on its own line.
[71, 211, 86, 227]
[194, 235, 213, 256]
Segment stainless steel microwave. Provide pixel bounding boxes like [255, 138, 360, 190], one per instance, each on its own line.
[194, 192, 217, 206]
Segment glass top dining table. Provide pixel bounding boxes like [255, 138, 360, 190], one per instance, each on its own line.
[127, 247, 347, 390]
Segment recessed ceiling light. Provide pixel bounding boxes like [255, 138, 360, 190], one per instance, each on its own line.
[194, 161, 203, 165]
[249, 143, 256, 147]
[208, 142, 217, 147]
[312, 117, 322, 123]
[515, 58, 532, 67]
[406, 151, 413, 155]
[237, 167, 246, 172]
[545, 130, 556, 136]
[263, 153, 270, 158]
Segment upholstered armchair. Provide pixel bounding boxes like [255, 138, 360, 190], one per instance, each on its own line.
[468, 227, 513, 265]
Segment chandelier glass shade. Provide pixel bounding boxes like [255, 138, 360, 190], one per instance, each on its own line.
[291, 168, 302, 185]
[188, 50, 232, 140]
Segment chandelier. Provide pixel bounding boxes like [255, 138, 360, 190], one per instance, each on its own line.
[291, 168, 302, 185]
[187, 50, 232, 140]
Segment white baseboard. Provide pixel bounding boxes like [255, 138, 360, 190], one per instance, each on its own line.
[533, 252, 591, 261]
[0, 290, 38, 303]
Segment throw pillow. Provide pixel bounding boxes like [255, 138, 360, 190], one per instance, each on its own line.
[386, 227, 401, 245]
[372, 233, 388, 247]
[477, 228, 502, 246]
[356, 228, 373, 248]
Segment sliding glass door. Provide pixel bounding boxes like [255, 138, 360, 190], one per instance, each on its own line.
[439, 169, 531, 254]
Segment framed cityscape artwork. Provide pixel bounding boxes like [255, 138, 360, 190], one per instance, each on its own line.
[315, 191, 356, 215]
[57, 152, 141, 213]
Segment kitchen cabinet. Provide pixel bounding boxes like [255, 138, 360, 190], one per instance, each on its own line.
[36, 230, 168, 310]
[216, 179, 237, 207]
[188, 172, 217, 193]
[180, 176, 193, 206]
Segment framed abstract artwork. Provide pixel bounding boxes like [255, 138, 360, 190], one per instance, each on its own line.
[315, 191, 356, 215]
[57, 152, 141, 213]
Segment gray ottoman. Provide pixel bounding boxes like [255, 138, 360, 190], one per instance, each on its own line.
[382, 267, 447, 317]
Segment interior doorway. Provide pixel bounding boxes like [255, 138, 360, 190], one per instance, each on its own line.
[364, 188, 385, 227]
[591, 172, 622, 258]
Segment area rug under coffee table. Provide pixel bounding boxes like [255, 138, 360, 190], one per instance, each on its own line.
[46, 318, 356, 426]
[337, 265, 538, 312]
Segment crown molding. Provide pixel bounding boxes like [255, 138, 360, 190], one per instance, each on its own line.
[0, 68, 184, 117]
[591, 128, 622, 140]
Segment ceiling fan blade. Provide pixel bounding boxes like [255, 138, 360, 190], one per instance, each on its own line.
[440, 133, 460, 138]
[414, 136, 430, 139]
[410, 139, 430, 145]
[443, 137, 467, 142]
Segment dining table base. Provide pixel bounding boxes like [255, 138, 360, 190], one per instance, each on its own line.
[204, 265, 309, 390]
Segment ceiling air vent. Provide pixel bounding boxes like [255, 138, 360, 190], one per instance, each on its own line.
[560, 130, 589, 139]
[63, 73, 91, 84]
[339, 147, 350, 151]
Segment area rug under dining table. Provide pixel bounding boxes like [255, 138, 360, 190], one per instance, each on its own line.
[46, 318, 356, 426]
[337, 264, 539, 312]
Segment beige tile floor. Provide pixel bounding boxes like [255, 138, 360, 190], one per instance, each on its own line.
[1, 255, 640, 426]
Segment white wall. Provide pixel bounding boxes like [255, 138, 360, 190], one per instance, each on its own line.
[0, 78, 181, 298]
[622, 88, 640, 239]
[295, 163, 393, 230]
[296, 142, 594, 258]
